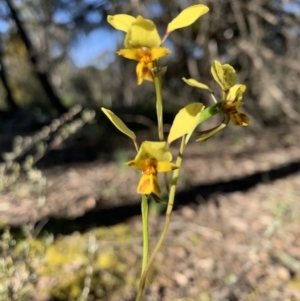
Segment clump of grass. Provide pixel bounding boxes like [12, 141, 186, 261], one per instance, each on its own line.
[39, 225, 139, 301]
[0, 227, 51, 301]
[0, 105, 96, 300]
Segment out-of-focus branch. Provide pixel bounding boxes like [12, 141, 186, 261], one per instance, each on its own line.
[6, 0, 67, 114]
[229, 0, 248, 38]
[0, 50, 18, 110]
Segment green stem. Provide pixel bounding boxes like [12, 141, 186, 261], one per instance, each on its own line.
[153, 64, 164, 141]
[153, 63, 170, 192]
[135, 137, 186, 301]
[163, 173, 170, 193]
[133, 139, 139, 153]
[141, 195, 149, 275]
[184, 104, 222, 144]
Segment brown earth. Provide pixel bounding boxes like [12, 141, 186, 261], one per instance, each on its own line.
[1, 125, 300, 300]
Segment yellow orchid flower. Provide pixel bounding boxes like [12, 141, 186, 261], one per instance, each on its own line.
[125, 141, 178, 194]
[107, 5, 209, 84]
[182, 62, 250, 127]
[222, 84, 250, 126]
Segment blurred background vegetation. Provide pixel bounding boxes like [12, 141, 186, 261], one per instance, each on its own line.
[0, 0, 299, 141]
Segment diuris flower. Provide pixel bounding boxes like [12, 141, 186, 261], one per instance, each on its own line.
[108, 5, 209, 85]
[210, 61, 249, 126]
[125, 141, 178, 194]
[183, 60, 250, 127]
[222, 84, 250, 126]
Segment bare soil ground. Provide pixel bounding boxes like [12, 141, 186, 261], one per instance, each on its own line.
[1, 125, 300, 300]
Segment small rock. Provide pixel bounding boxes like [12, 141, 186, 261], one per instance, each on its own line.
[174, 271, 189, 286]
[277, 266, 290, 281]
[181, 206, 196, 219]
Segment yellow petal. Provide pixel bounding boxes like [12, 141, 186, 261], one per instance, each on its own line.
[167, 5, 209, 33]
[137, 174, 161, 195]
[125, 16, 161, 48]
[156, 161, 178, 173]
[136, 61, 154, 85]
[168, 103, 205, 144]
[182, 77, 213, 93]
[151, 47, 171, 60]
[118, 47, 170, 62]
[125, 159, 144, 171]
[227, 84, 246, 102]
[117, 48, 142, 61]
[135, 141, 172, 162]
[211, 60, 237, 91]
[107, 14, 136, 33]
[101, 108, 136, 140]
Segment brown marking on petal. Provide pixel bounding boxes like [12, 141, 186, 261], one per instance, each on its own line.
[230, 114, 239, 126]
[237, 113, 250, 126]
[145, 66, 154, 80]
[224, 103, 238, 114]
[138, 177, 151, 194]
[143, 158, 158, 174]
[141, 54, 152, 64]
[141, 62, 154, 82]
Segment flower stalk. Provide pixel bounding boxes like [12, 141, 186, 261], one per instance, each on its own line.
[153, 62, 164, 141]
[141, 194, 149, 275]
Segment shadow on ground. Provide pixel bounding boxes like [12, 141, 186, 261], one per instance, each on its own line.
[41, 159, 300, 235]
